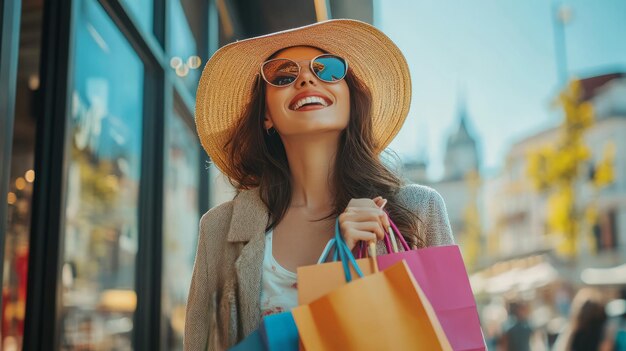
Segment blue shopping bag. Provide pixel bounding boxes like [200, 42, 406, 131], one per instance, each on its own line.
[260, 311, 299, 350]
[229, 311, 299, 350]
[229, 329, 265, 351]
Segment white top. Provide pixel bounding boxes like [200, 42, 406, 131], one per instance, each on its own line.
[260, 229, 299, 317]
[260, 230, 335, 317]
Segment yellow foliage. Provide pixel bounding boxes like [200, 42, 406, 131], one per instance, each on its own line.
[524, 79, 615, 259]
[557, 235, 577, 257]
[460, 171, 482, 271]
[584, 206, 599, 253]
[593, 142, 616, 187]
[547, 187, 573, 234]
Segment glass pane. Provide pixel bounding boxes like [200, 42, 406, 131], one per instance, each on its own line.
[2, 2, 44, 348]
[120, 0, 153, 35]
[161, 110, 200, 350]
[168, 0, 203, 96]
[60, 1, 144, 349]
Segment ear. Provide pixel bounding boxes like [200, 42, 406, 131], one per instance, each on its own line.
[263, 113, 273, 130]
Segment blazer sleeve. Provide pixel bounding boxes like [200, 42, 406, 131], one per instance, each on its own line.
[423, 187, 455, 246]
[184, 213, 213, 351]
[397, 184, 455, 247]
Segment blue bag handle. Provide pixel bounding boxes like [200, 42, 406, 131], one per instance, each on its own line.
[315, 218, 366, 282]
[317, 237, 340, 264]
[334, 218, 364, 282]
[316, 222, 350, 264]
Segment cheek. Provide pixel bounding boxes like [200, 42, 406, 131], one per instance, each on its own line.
[335, 83, 351, 121]
[265, 89, 286, 116]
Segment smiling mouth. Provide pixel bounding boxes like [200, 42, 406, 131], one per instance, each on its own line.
[290, 96, 333, 111]
[292, 104, 330, 112]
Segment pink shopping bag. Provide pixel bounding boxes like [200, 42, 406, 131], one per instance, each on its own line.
[357, 218, 486, 351]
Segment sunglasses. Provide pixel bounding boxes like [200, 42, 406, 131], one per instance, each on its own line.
[260, 54, 348, 87]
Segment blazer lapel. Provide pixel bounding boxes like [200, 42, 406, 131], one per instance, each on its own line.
[235, 231, 265, 336]
[228, 188, 269, 336]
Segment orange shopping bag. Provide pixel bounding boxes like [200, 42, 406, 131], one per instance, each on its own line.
[297, 237, 377, 305]
[292, 219, 452, 351]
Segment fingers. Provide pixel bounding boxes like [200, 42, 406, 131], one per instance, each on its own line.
[373, 198, 390, 227]
[339, 197, 392, 250]
[346, 198, 378, 209]
[341, 206, 384, 217]
[373, 197, 386, 208]
[342, 229, 378, 250]
[342, 207, 390, 229]
[340, 207, 385, 226]
[344, 221, 385, 241]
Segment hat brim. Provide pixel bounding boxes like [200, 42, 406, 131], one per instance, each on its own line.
[195, 19, 412, 178]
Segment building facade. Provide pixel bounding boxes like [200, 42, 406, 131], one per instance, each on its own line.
[404, 95, 482, 259]
[480, 73, 626, 286]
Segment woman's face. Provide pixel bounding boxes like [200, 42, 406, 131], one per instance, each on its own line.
[264, 46, 350, 138]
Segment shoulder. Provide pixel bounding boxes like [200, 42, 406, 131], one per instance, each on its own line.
[200, 200, 235, 233]
[396, 183, 448, 214]
[198, 187, 268, 243]
[396, 183, 455, 246]
[197, 200, 235, 253]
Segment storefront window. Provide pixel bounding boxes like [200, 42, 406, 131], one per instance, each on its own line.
[168, 0, 203, 96]
[2, 2, 43, 350]
[60, 1, 144, 349]
[161, 110, 200, 350]
[120, 0, 153, 35]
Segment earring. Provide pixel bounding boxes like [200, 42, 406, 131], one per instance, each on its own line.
[266, 127, 276, 136]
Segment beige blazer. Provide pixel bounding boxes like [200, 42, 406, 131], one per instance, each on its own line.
[183, 184, 455, 351]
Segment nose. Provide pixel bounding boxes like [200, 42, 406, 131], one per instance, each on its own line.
[294, 64, 318, 88]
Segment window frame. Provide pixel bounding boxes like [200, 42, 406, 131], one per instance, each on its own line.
[23, 0, 213, 350]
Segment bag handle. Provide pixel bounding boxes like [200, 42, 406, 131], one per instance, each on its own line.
[317, 237, 337, 264]
[316, 238, 345, 264]
[387, 214, 411, 251]
[321, 217, 382, 282]
[356, 214, 411, 259]
[334, 218, 366, 282]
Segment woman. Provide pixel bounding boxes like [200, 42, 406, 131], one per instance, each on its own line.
[185, 19, 454, 350]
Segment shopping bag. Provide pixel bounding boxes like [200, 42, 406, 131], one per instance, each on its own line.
[228, 329, 265, 351]
[228, 311, 299, 351]
[292, 219, 452, 351]
[358, 217, 487, 351]
[259, 311, 299, 350]
[297, 236, 378, 305]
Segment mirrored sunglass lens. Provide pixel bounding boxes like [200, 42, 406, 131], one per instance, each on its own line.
[312, 56, 346, 82]
[262, 59, 299, 86]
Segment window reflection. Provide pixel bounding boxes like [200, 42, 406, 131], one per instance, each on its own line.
[2, 2, 43, 350]
[169, 0, 203, 96]
[61, 1, 144, 350]
[120, 0, 153, 35]
[161, 110, 200, 350]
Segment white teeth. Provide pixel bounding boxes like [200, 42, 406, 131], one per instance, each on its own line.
[292, 96, 329, 110]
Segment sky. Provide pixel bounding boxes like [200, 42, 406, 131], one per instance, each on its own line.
[375, 0, 626, 180]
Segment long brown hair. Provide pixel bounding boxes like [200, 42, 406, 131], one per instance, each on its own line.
[223, 57, 424, 248]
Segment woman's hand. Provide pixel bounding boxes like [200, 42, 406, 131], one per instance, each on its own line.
[338, 196, 391, 250]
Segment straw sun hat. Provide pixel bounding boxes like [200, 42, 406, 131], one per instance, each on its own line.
[195, 19, 412, 178]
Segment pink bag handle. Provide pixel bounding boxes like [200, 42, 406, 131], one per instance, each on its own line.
[355, 213, 411, 258]
[388, 214, 411, 251]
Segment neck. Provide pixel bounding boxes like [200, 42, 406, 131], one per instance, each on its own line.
[281, 132, 340, 213]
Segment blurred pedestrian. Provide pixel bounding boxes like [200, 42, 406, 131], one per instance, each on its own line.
[500, 301, 533, 351]
[605, 289, 626, 351]
[552, 288, 611, 351]
[614, 311, 626, 351]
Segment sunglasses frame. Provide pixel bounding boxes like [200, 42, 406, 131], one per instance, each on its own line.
[260, 53, 349, 88]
